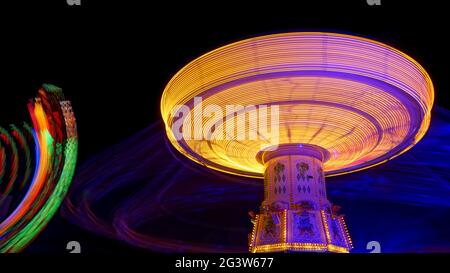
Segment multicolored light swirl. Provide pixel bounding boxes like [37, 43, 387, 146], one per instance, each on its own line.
[0, 84, 78, 252]
[161, 32, 434, 177]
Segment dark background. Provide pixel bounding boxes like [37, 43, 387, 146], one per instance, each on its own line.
[0, 0, 448, 253]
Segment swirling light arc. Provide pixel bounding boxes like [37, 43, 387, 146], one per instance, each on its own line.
[161, 32, 434, 178]
[0, 84, 78, 252]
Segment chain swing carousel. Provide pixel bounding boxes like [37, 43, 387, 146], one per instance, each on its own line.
[162, 32, 434, 253]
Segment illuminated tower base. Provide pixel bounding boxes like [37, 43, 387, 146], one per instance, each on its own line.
[249, 144, 352, 253]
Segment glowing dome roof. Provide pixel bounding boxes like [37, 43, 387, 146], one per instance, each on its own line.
[161, 32, 434, 178]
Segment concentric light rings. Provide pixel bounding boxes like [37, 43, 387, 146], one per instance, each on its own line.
[161, 32, 434, 178]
